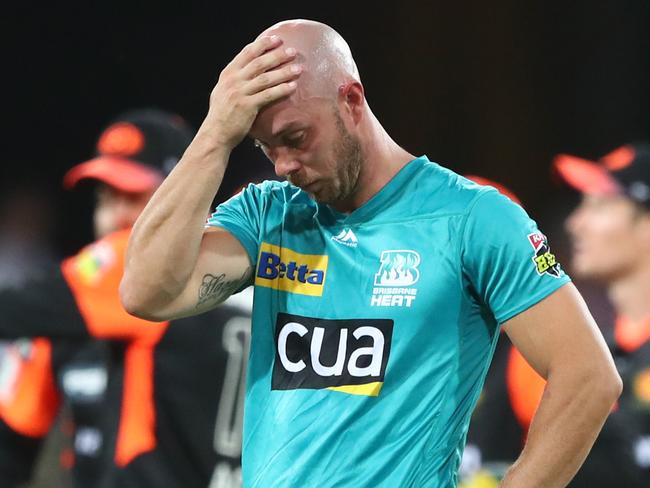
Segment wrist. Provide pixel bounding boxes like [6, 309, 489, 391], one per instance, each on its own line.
[200, 109, 244, 152]
[191, 118, 236, 161]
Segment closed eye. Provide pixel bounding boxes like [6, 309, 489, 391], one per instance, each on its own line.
[283, 131, 307, 149]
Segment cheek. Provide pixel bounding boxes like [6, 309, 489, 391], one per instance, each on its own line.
[93, 206, 116, 237]
[587, 219, 639, 262]
[576, 209, 621, 241]
[594, 218, 630, 242]
[300, 142, 332, 174]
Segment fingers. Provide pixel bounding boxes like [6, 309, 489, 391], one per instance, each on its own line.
[206, 35, 301, 148]
[240, 44, 298, 82]
[224, 35, 301, 97]
[236, 37, 302, 103]
[230, 35, 282, 70]
[243, 63, 302, 95]
[249, 81, 298, 108]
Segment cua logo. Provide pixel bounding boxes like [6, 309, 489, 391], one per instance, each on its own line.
[272, 313, 394, 397]
[255, 243, 328, 296]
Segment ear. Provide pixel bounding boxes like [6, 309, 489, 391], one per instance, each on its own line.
[338, 81, 365, 125]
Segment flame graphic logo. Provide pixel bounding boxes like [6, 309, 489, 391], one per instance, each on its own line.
[374, 250, 421, 286]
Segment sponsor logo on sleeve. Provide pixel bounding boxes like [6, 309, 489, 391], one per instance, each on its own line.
[371, 250, 420, 307]
[255, 242, 328, 296]
[527, 233, 562, 278]
[272, 313, 394, 397]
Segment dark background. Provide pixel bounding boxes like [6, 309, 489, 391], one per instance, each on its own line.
[3, 0, 650, 261]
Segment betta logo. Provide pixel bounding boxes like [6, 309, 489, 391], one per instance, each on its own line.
[255, 243, 328, 296]
[272, 313, 394, 397]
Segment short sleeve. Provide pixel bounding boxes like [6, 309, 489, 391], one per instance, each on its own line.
[206, 183, 265, 266]
[461, 189, 571, 324]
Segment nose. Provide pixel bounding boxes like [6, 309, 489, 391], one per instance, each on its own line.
[565, 205, 584, 237]
[272, 149, 302, 178]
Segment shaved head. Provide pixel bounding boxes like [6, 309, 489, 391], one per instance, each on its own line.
[248, 20, 392, 212]
[258, 19, 359, 100]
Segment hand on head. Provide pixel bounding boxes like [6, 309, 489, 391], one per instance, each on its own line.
[205, 20, 360, 152]
[206, 35, 302, 150]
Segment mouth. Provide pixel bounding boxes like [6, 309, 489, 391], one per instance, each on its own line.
[300, 180, 320, 193]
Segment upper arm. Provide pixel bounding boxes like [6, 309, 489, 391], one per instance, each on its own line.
[502, 283, 617, 382]
[122, 182, 264, 321]
[155, 227, 254, 320]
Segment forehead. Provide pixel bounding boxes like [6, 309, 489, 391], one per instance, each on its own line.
[582, 193, 628, 206]
[579, 194, 641, 219]
[95, 182, 146, 201]
[249, 96, 332, 141]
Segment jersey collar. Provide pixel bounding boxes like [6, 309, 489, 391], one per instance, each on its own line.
[318, 155, 430, 225]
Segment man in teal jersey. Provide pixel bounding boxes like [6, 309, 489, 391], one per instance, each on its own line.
[121, 19, 622, 487]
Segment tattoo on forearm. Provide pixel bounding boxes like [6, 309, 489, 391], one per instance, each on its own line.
[196, 268, 251, 307]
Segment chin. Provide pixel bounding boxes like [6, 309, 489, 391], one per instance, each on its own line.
[572, 263, 617, 283]
[310, 187, 336, 205]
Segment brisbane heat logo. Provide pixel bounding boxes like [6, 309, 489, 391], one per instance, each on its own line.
[527, 232, 561, 278]
[272, 313, 394, 397]
[371, 250, 420, 307]
[255, 243, 328, 296]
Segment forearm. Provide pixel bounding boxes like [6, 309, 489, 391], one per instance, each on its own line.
[501, 369, 620, 487]
[121, 118, 232, 314]
[122, 35, 300, 318]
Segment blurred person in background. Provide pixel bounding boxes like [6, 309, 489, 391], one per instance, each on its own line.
[554, 143, 650, 486]
[477, 144, 650, 487]
[122, 19, 621, 487]
[0, 109, 252, 488]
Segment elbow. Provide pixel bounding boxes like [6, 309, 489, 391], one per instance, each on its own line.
[119, 277, 146, 318]
[603, 368, 623, 404]
[551, 358, 623, 417]
[586, 364, 623, 413]
[119, 276, 165, 322]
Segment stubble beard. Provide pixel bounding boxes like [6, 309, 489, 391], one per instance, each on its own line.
[312, 114, 363, 207]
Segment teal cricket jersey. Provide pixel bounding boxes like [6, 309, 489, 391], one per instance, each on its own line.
[207, 156, 570, 487]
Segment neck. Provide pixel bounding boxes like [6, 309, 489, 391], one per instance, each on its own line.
[336, 109, 415, 213]
[607, 263, 650, 322]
